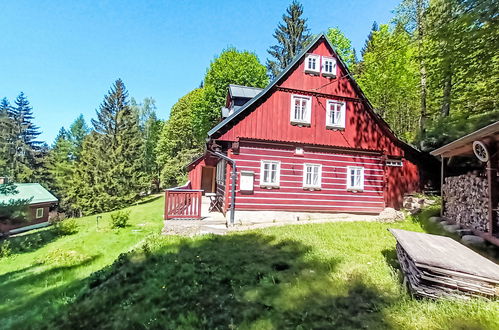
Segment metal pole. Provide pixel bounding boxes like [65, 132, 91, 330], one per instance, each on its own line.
[208, 150, 237, 226]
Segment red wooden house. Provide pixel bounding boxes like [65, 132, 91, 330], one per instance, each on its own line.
[185, 34, 430, 222]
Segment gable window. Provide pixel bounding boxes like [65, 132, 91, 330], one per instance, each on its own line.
[326, 100, 346, 129]
[304, 54, 320, 74]
[346, 166, 364, 191]
[260, 160, 280, 187]
[303, 164, 322, 189]
[35, 208, 44, 219]
[290, 95, 312, 125]
[322, 56, 337, 77]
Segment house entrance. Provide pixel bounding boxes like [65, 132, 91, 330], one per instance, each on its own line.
[201, 166, 215, 194]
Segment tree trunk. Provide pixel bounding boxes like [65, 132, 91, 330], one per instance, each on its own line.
[416, 0, 427, 149]
[441, 72, 452, 117]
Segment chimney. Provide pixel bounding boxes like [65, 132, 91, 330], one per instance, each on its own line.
[0, 177, 8, 184]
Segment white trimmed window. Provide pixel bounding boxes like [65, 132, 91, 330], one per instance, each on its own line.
[304, 54, 320, 74]
[346, 166, 364, 191]
[303, 164, 322, 189]
[326, 100, 346, 129]
[322, 56, 337, 77]
[260, 160, 280, 187]
[36, 208, 44, 219]
[290, 95, 312, 125]
[386, 159, 403, 167]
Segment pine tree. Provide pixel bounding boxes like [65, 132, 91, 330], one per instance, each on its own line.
[0, 98, 14, 176]
[266, 0, 311, 79]
[45, 128, 74, 211]
[68, 114, 89, 161]
[361, 22, 379, 57]
[9, 92, 42, 181]
[74, 79, 147, 214]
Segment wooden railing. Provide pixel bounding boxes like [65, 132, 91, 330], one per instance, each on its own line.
[164, 188, 203, 220]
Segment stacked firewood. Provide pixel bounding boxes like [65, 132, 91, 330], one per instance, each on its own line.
[442, 173, 488, 232]
[390, 229, 499, 300]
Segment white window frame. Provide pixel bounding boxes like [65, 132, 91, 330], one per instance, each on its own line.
[322, 56, 337, 77]
[290, 94, 312, 125]
[386, 159, 403, 167]
[326, 100, 346, 129]
[304, 54, 320, 74]
[303, 163, 322, 189]
[346, 166, 364, 191]
[35, 207, 44, 219]
[260, 160, 281, 187]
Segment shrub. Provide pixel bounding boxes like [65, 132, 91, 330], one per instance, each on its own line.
[42, 248, 92, 266]
[0, 240, 11, 258]
[110, 211, 130, 229]
[51, 217, 79, 236]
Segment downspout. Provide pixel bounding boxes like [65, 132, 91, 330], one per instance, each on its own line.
[208, 150, 237, 226]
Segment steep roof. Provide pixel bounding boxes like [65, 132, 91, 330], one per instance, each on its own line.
[228, 84, 263, 99]
[0, 183, 58, 205]
[208, 33, 420, 155]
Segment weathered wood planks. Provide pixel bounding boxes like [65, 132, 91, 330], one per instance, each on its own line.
[389, 229, 499, 299]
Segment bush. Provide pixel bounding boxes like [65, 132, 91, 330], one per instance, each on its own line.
[0, 240, 11, 258]
[110, 211, 130, 229]
[51, 217, 79, 236]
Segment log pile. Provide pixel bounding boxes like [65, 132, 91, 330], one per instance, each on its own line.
[390, 229, 499, 299]
[442, 173, 488, 232]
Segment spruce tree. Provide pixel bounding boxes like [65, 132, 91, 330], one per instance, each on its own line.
[9, 93, 42, 181]
[75, 79, 147, 214]
[0, 98, 14, 176]
[68, 114, 89, 161]
[266, 0, 311, 79]
[45, 128, 74, 211]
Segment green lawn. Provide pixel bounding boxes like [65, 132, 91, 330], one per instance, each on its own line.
[1, 200, 498, 329]
[0, 195, 164, 328]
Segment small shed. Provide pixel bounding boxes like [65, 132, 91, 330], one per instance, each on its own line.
[431, 121, 499, 245]
[0, 182, 58, 233]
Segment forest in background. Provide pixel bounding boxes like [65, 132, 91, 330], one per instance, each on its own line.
[0, 0, 497, 217]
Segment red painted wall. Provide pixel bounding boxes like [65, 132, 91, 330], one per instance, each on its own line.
[216, 40, 404, 157]
[224, 142, 386, 213]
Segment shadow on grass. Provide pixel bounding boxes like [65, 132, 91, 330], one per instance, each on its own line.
[41, 233, 394, 329]
[1, 227, 61, 256]
[0, 255, 101, 328]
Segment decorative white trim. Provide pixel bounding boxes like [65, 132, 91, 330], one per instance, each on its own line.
[326, 100, 346, 129]
[321, 56, 337, 77]
[290, 94, 312, 125]
[303, 163, 322, 189]
[346, 166, 364, 191]
[304, 53, 320, 74]
[35, 208, 44, 219]
[260, 160, 281, 187]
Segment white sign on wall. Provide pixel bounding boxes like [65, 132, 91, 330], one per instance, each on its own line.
[240, 171, 254, 193]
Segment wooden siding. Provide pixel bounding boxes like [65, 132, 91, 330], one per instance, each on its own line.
[216, 40, 404, 157]
[225, 142, 386, 214]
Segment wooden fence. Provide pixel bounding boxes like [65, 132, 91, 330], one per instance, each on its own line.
[164, 189, 203, 220]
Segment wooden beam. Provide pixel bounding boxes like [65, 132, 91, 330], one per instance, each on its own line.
[486, 148, 498, 235]
[441, 156, 446, 217]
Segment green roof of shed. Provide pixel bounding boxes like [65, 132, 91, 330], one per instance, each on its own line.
[0, 183, 58, 205]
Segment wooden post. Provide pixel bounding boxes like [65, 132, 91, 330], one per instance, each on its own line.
[440, 156, 446, 217]
[486, 151, 498, 235]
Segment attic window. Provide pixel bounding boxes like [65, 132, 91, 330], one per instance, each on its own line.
[322, 56, 337, 77]
[304, 54, 320, 74]
[290, 95, 311, 125]
[326, 100, 346, 129]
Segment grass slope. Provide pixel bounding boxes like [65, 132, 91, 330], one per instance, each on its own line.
[0, 195, 164, 328]
[32, 208, 499, 330]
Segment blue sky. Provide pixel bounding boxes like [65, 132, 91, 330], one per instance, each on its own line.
[0, 0, 399, 144]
